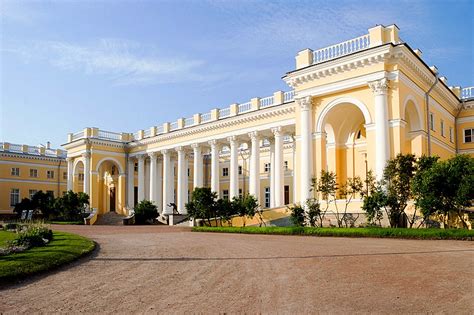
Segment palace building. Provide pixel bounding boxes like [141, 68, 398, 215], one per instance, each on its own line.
[2, 25, 473, 224]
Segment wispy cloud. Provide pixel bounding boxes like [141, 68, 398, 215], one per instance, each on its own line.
[3, 39, 215, 86]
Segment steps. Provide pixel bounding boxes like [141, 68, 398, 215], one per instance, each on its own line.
[95, 212, 126, 225]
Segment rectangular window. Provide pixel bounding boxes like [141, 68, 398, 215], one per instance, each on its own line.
[63, 172, 68, 180]
[11, 168, 20, 176]
[47, 170, 55, 179]
[134, 163, 138, 172]
[440, 120, 445, 137]
[222, 167, 229, 177]
[10, 189, 20, 206]
[465, 129, 473, 143]
[239, 188, 243, 198]
[264, 163, 271, 172]
[284, 185, 290, 205]
[449, 127, 454, 143]
[223, 189, 229, 200]
[187, 168, 190, 177]
[284, 161, 289, 171]
[429, 112, 435, 131]
[30, 169, 38, 178]
[78, 173, 84, 181]
[238, 165, 242, 175]
[264, 187, 271, 208]
[46, 190, 54, 198]
[29, 189, 38, 199]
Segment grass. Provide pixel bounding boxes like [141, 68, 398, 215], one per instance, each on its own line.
[192, 226, 474, 240]
[0, 231, 95, 284]
[0, 230, 16, 248]
[48, 221, 83, 225]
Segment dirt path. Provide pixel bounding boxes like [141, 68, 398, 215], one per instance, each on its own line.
[1, 225, 473, 313]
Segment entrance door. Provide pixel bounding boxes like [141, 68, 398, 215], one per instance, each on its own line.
[284, 185, 290, 205]
[110, 187, 116, 212]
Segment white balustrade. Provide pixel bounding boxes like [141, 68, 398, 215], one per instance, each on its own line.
[313, 34, 370, 64]
[462, 87, 474, 99]
[184, 117, 194, 127]
[28, 146, 40, 155]
[133, 131, 140, 140]
[156, 125, 164, 134]
[219, 108, 230, 118]
[98, 130, 122, 140]
[238, 102, 252, 113]
[170, 121, 179, 131]
[143, 129, 151, 138]
[259, 96, 274, 108]
[284, 90, 295, 102]
[201, 112, 211, 122]
[9, 144, 22, 152]
[72, 131, 84, 141]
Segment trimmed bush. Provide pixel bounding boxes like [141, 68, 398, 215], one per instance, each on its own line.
[13, 223, 53, 248]
[134, 200, 158, 224]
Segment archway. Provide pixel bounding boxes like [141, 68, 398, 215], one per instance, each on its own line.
[72, 159, 85, 193]
[96, 159, 124, 214]
[404, 98, 423, 156]
[318, 99, 370, 188]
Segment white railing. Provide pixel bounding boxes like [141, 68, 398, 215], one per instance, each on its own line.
[201, 112, 211, 122]
[313, 34, 370, 64]
[238, 102, 252, 113]
[133, 131, 140, 140]
[9, 144, 22, 152]
[72, 131, 84, 141]
[259, 96, 274, 108]
[98, 130, 121, 141]
[462, 87, 474, 99]
[143, 129, 151, 138]
[284, 90, 295, 102]
[28, 146, 40, 155]
[184, 117, 194, 127]
[156, 125, 164, 134]
[219, 108, 230, 118]
[170, 121, 178, 131]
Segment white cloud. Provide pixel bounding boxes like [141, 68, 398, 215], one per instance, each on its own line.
[3, 39, 214, 86]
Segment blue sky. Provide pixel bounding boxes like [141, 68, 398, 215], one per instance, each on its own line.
[1, 0, 472, 148]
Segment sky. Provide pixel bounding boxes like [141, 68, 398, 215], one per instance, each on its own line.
[1, 0, 473, 148]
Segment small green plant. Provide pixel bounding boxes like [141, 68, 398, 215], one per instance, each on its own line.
[287, 203, 306, 227]
[12, 223, 53, 248]
[134, 200, 158, 224]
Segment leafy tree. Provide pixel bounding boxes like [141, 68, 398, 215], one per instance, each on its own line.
[32, 190, 57, 219]
[185, 187, 218, 226]
[54, 190, 90, 221]
[306, 198, 321, 227]
[311, 170, 338, 227]
[287, 203, 306, 227]
[134, 200, 158, 224]
[216, 198, 234, 226]
[412, 155, 474, 229]
[362, 183, 387, 226]
[339, 176, 364, 227]
[13, 198, 34, 217]
[411, 155, 440, 226]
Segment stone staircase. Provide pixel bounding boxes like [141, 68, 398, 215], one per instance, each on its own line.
[95, 212, 126, 225]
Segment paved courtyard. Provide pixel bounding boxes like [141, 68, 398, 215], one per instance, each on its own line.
[1, 225, 473, 313]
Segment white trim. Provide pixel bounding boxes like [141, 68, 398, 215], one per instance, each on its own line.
[95, 156, 125, 173]
[389, 119, 407, 128]
[402, 94, 423, 129]
[458, 148, 474, 154]
[73, 158, 85, 175]
[458, 116, 474, 124]
[0, 178, 67, 185]
[316, 97, 372, 133]
[0, 160, 66, 169]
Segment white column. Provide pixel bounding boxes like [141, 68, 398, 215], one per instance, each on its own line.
[82, 152, 91, 196]
[127, 158, 135, 209]
[66, 157, 74, 191]
[192, 143, 203, 189]
[156, 158, 163, 213]
[137, 154, 145, 202]
[209, 140, 220, 197]
[269, 140, 275, 207]
[272, 127, 284, 207]
[297, 96, 313, 203]
[248, 131, 260, 200]
[161, 150, 173, 215]
[176, 146, 187, 214]
[228, 136, 239, 199]
[149, 152, 158, 206]
[369, 78, 390, 180]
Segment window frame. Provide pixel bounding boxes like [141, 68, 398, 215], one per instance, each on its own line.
[222, 167, 229, 177]
[429, 112, 435, 131]
[11, 167, 20, 176]
[222, 189, 229, 200]
[30, 168, 38, 178]
[264, 187, 271, 208]
[10, 188, 20, 207]
[47, 170, 55, 179]
[464, 128, 473, 143]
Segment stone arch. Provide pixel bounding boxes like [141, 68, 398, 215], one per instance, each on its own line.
[403, 95, 424, 155]
[95, 157, 125, 174]
[316, 97, 372, 133]
[402, 95, 423, 130]
[73, 157, 84, 175]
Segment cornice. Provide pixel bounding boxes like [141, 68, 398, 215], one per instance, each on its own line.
[0, 152, 66, 162]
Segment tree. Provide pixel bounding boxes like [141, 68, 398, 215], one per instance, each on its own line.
[312, 170, 338, 227]
[13, 198, 34, 217]
[185, 187, 218, 226]
[134, 200, 158, 224]
[54, 190, 90, 221]
[362, 183, 387, 226]
[287, 203, 306, 227]
[306, 198, 321, 227]
[31, 190, 57, 219]
[339, 176, 364, 227]
[412, 155, 474, 229]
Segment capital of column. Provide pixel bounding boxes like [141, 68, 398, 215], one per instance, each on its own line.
[148, 151, 158, 160]
[66, 157, 73, 162]
[160, 149, 169, 155]
[136, 154, 145, 161]
[82, 151, 91, 159]
[248, 131, 260, 141]
[208, 139, 220, 149]
[191, 143, 200, 149]
[227, 135, 238, 145]
[296, 96, 312, 111]
[271, 126, 283, 137]
[175, 146, 185, 153]
[368, 78, 389, 96]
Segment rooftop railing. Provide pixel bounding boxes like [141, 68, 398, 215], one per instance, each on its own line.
[461, 87, 473, 100]
[169, 121, 179, 131]
[0, 142, 66, 158]
[98, 130, 122, 141]
[218, 108, 230, 118]
[184, 117, 194, 127]
[284, 90, 295, 102]
[259, 96, 274, 108]
[313, 34, 370, 65]
[238, 102, 252, 113]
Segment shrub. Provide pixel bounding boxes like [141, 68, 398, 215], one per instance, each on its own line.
[287, 203, 306, 227]
[13, 223, 53, 248]
[134, 200, 158, 224]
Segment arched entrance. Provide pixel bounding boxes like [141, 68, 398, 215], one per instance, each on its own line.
[404, 98, 423, 156]
[73, 159, 85, 193]
[96, 158, 126, 215]
[317, 98, 371, 187]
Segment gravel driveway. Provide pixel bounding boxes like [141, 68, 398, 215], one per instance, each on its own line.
[1, 225, 472, 313]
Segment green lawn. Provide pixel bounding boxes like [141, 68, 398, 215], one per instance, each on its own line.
[193, 226, 474, 240]
[0, 231, 95, 284]
[0, 230, 16, 248]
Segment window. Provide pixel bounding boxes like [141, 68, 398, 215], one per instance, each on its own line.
[429, 112, 435, 131]
[47, 170, 54, 179]
[63, 172, 68, 180]
[29, 189, 38, 199]
[223, 189, 229, 200]
[238, 165, 242, 175]
[464, 129, 473, 143]
[222, 167, 229, 177]
[264, 163, 271, 172]
[440, 120, 445, 137]
[449, 127, 454, 143]
[284, 161, 289, 171]
[46, 190, 54, 198]
[264, 187, 271, 208]
[30, 169, 38, 178]
[239, 188, 243, 198]
[134, 163, 138, 172]
[78, 173, 84, 181]
[187, 168, 190, 177]
[284, 185, 290, 205]
[11, 168, 20, 176]
[10, 189, 20, 206]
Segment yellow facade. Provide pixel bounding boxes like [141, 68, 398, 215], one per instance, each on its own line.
[0, 143, 67, 213]
[36, 25, 474, 225]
